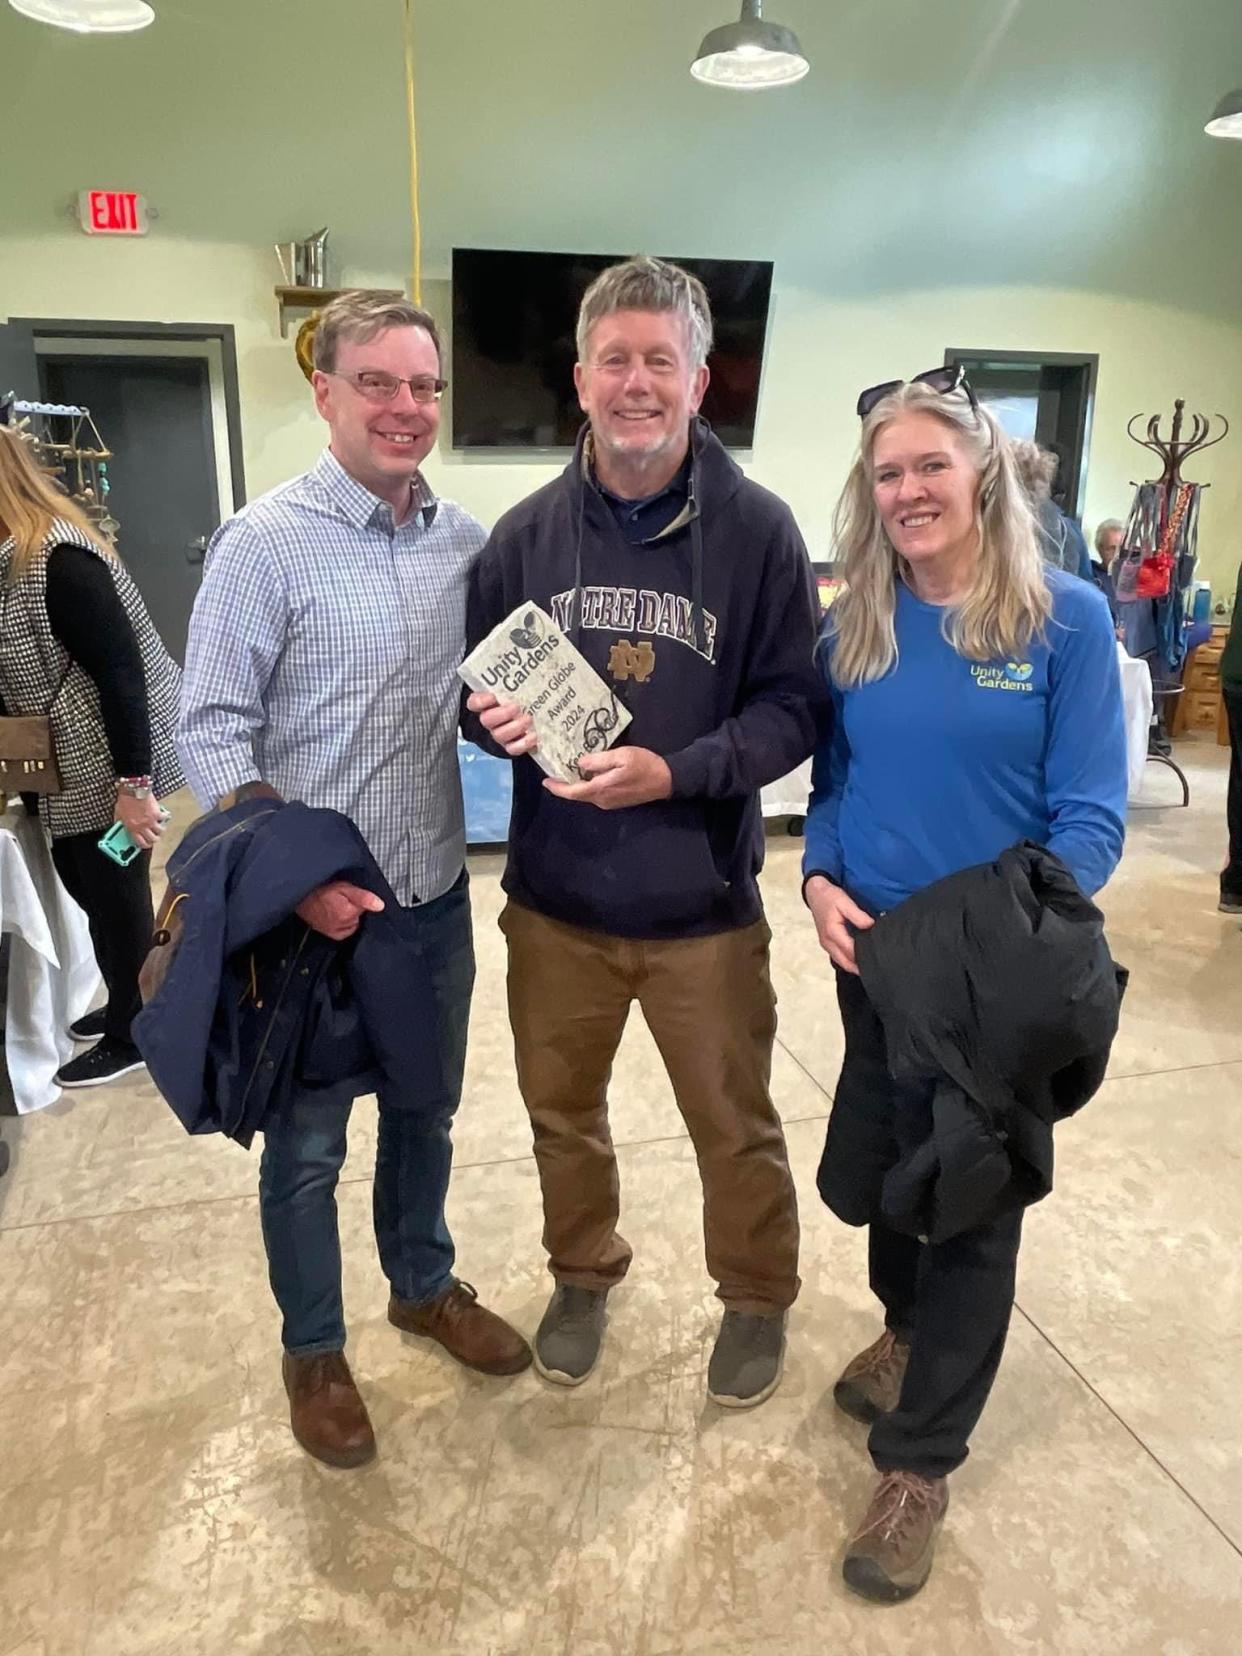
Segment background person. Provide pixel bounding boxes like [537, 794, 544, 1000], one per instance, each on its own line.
[0, 427, 181, 1089]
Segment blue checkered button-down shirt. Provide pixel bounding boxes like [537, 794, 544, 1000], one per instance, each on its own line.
[178, 450, 486, 905]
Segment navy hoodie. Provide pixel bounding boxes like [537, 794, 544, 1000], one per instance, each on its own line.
[463, 418, 826, 939]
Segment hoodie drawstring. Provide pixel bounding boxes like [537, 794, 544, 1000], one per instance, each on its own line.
[571, 476, 587, 650]
[572, 417, 708, 660]
[689, 485, 705, 659]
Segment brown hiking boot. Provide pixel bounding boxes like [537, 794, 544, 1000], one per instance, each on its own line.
[833, 1327, 910, 1423]
[388, 1280, 533, 1376]
[842, 1470, 949, 1602]
[282, 1351, 376, 1469]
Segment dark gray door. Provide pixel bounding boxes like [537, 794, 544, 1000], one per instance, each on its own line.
[39, 355, 220, 663]
[943, 350, 1097, 520]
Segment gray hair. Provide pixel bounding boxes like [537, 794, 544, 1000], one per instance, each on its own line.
[1094, 517, 1125, 553]
[575, 256, 714, 371]
[312, 289, 440, 373]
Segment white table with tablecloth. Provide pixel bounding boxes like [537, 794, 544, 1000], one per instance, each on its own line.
[0, 807, 102, 1114]
[1116, 643, 1154, 799]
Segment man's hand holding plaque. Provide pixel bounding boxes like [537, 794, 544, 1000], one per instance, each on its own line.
[466, 692, 538, 759]
[466, 689, 672, 809]
[460, 603, 635, 784]
[542, 746, 672, 810]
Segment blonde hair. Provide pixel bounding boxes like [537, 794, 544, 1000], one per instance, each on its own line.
[828, 383, 1051, 688]
[0, 427, 111, 582]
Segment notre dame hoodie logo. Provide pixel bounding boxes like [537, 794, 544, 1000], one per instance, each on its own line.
[607, 640, 657, 683]
[550, 585, 718, 667]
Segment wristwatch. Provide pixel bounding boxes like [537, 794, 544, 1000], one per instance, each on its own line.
[117, 775, 153, 800]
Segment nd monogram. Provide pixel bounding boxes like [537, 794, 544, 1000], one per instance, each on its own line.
[608, 640, 656, 684]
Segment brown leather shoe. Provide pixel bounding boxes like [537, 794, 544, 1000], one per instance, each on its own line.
[834, 1327, 910, 1423]
[388, 1280, 533, 1376]
[282, 1351, 376, 1469]
[842, 1470, 949, 1603]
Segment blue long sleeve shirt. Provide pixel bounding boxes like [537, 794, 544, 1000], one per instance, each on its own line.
[803, 570, 1127, 912]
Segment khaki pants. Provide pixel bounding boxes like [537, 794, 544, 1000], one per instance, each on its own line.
[500, 901, 800, 1314]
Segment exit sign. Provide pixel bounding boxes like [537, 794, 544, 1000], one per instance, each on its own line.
[78, 190, 149, 236]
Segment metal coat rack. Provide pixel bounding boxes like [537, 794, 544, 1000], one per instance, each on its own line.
[1123, 401, 1230, 808]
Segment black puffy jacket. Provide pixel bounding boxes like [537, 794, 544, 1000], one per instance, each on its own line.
[849, 842, 1127, 1243]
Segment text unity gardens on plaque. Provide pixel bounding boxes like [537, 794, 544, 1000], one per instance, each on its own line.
[459, 603, 631, 783]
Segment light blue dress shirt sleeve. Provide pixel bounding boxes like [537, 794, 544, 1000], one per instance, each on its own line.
[177, 518, 290, 808]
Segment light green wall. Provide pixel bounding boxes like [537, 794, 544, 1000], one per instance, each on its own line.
[2, 0, 1241, 582]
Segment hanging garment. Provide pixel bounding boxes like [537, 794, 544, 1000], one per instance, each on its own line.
[0, 807, 101, 1112]
[1115, 481, 1202, 675]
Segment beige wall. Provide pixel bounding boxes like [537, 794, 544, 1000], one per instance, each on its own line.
[4, 0, 1240, 585]
[4, 231, 1240, 589]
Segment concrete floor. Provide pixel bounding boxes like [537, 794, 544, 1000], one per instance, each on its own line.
[2, 739, 1239, 1655]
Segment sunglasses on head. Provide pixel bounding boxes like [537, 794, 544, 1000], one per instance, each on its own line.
[856, 364, 979, 421]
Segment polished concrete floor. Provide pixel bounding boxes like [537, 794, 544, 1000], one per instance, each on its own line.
[2, 741, 1240, 1655]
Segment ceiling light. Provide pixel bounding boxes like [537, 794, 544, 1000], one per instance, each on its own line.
[691, 0, 809, 91]
[7, 0, 154, 33]
[1205, 88, 1242, 140]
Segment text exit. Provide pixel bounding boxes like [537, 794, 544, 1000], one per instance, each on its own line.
[78, 190, 150, 236]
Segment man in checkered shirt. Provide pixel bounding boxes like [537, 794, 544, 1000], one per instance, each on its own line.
[179, 291, 531, 1469]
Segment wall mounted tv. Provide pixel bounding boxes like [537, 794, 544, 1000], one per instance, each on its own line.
[451, 248, 774, 450]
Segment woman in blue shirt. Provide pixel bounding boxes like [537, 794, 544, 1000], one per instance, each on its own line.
[803, 368, 1126, 1604]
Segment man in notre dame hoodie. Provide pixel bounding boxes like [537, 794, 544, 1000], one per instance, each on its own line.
[463, 257, 827, 1409]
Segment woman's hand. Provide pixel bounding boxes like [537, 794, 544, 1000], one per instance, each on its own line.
[115, 790, 165, 851]
[805, 874, 873, 974]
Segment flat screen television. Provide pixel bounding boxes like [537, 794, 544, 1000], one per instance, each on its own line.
[451, 248, 774, 450]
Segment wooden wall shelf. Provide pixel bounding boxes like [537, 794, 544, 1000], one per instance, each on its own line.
[274, 285, 406, 337]
[275, 285, 344, 337]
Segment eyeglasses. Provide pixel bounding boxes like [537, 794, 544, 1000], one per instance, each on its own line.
[327, 370, 447, 404]
[856, 364, 978, 421]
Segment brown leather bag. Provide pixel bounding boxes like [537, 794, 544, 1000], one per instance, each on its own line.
[0, 714, 62, 794]
[139, 883, 188, 1005]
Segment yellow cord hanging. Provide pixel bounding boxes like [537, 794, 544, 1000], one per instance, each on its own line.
[403, 0, 423, 305]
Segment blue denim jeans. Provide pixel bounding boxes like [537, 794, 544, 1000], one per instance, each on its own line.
[258, 874, 475, 1356]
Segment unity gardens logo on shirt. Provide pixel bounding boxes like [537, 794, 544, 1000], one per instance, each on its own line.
[971, 661, 1035, 693]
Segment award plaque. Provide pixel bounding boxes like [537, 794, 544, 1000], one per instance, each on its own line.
[459, 603, 631, 782]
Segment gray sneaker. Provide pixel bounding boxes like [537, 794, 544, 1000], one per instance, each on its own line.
[533, 1285, 608, 1385]
[707, 1310, 786, 1408]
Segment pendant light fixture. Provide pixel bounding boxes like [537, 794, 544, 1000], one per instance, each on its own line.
[7, 0, 154, 32]
[1205, 88, 1242, 140]
[691, 0, 809, 91]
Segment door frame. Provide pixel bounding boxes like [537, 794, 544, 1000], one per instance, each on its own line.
[942, 346, 1099, 520]
[8, 317, 246, 509]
